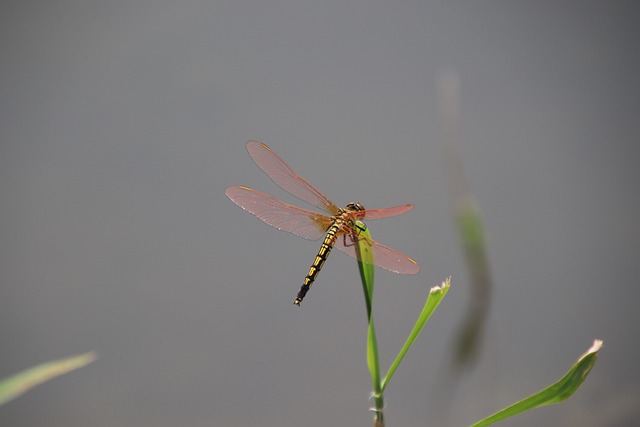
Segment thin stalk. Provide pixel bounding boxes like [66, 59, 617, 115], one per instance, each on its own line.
[354, 221, 384, 427]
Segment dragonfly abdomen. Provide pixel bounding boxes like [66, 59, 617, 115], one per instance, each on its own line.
[293, 218, 346, 305]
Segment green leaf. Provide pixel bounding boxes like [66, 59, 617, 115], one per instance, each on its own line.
[354, 220, 375, 311]
[0, 352, 97, 406]
[381, 277, 451, 392]
[470, 340, 603, 427]
[354, 220, 384, 423]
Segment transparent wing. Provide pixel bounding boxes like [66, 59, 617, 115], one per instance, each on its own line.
[361, 204, 415, 220]
[246, 141, 341, 215]
[334, 225, 420, 274]
[225, 186, 332, 240]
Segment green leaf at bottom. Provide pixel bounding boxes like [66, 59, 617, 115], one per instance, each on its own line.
[0, 352, 97, 406]
[470, 340, 603, 427]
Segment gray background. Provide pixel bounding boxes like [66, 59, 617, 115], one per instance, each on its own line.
[2, 1, 639, 426]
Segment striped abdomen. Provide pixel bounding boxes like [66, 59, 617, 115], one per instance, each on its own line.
[293, 216, 349, 305]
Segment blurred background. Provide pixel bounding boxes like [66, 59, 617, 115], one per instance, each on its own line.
[2, 1, 639, 426]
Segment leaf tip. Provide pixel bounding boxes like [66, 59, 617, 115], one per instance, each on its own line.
[430, 276, 452, 294]
[581, 339, 603, 360]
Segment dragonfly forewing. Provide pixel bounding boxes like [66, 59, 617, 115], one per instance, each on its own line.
[225, 186, 330, 240]
[246, 141, 341, 215]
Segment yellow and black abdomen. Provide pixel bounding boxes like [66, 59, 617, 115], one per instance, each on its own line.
[293, 217, 346, 305]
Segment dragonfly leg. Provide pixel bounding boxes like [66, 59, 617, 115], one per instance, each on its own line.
[342, 222, 366, 247]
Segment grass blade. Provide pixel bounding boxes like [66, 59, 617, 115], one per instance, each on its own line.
[470, 340, 603, 427]
[0, 351, 97, 406]
[381, 278, 451, 392]
[354, 221, 384, 426]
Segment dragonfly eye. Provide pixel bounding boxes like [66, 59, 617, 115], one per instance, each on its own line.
[345, 202, 366, 212]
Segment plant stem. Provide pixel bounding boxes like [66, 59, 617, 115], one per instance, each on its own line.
[355, 221, 385, 427]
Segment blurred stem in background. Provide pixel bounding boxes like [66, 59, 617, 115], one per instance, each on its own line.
[439, 68, 492, 372]
[436, 69, 493, 412]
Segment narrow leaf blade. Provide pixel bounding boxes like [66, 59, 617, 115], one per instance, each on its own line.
[354, 221, 380, 389]
[470, 340, 603, 427]
[0, 352, 97, 406]
[381, 278, 451, 392]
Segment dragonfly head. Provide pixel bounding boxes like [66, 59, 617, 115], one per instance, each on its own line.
[344, 202, 366, 218]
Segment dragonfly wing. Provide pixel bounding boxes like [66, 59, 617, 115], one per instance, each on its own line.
[246, 141, 341, 216]
[334, 225, 420, 274]
[361, 204, 415, 220]
[225, 186, 332, 240]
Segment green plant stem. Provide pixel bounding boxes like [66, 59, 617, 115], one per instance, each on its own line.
[355, 221, 384, 427]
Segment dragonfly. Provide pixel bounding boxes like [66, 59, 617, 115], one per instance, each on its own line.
[225, 141, 419, 305]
